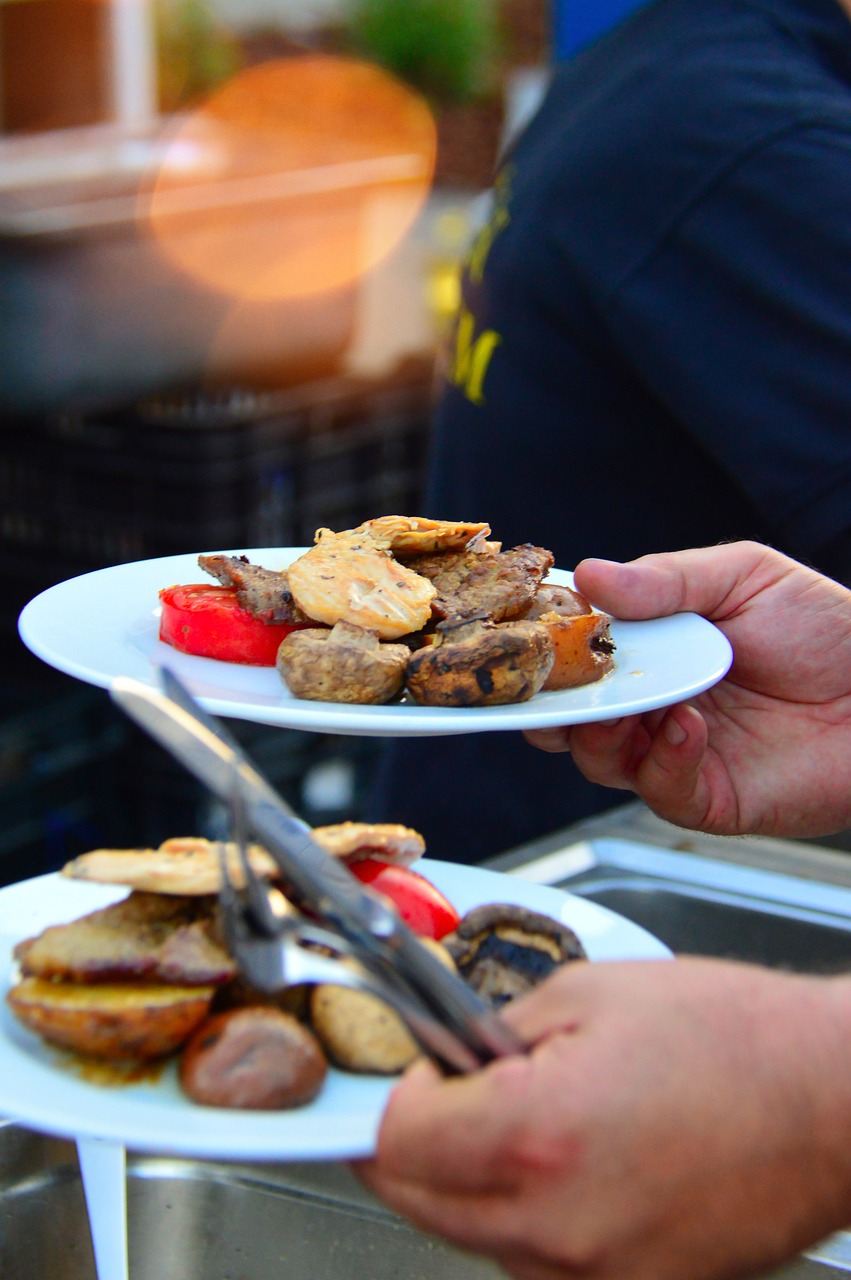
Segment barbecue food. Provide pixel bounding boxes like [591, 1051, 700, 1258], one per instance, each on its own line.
[346, 514, 492, 557]
[525, 584, 616, 690]
[14, 891, 235, 985]
[309, 938, 456, 1074]
[310, 985, 420, 1075]
[179, 1006, 327, 1109]
[7, 977, 216, 1059]
[198, 553, 314, 625]
[406, 616, 555, 707]
[412, 544, 555, 622]
[61, 825, 426, 894]
[276, 620, 409, 704]
[286, 527, 437, 640]
[444, 904, 587, 1006]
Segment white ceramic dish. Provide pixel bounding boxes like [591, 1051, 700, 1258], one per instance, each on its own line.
[18, 549, 733, 737]
[0, 861, 670, 1160]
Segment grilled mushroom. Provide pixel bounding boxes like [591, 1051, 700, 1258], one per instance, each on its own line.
[405, 616, 554, 707]
[276, 620, 409, 703]
[444, 904, 587, 1006]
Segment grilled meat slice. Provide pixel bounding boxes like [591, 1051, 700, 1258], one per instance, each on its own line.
[411, 544, 555, 622]
[14, 891, 236, 986]
[198, 554, 313, 625]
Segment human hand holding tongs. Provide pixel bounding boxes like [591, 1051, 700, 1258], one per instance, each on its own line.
[110, 668, 523, 1075]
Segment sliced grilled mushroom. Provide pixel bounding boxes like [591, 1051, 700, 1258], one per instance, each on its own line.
[405, 616, 554, 707]
[276, 620, 410, 703]
[443, 904, 587, 1006]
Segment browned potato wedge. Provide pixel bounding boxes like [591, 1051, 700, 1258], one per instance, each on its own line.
[310, 940, 456, 1074]
[536, 610, 616, 690]
[7, 977, 215, 1060]
[310, 985, 420, 1075]
[525, 585, 616, 689]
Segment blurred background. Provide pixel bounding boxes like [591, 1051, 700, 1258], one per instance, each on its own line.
[4, 0, 637, 882]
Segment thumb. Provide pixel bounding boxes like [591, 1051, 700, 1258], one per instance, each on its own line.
[573, 542, 770, 622]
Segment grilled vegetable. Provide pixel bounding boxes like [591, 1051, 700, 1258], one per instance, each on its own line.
[159, 583, 309, 666]
[179, 1006, 327, 1109]
[7, 977, 215, 1059]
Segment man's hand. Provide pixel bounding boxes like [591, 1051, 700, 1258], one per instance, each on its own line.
[525, 541, 851, 838]
[358, 958, 851, 1280]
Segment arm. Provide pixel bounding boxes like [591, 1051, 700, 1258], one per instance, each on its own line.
[525, 541, 851, 839]
[359, 957, 851, 1280]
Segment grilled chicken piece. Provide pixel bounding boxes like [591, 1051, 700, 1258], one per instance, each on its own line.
[198, 554, 313, 624]
[310, 821, 424, 867]
[277, 620, 409, 704]
[14, 892, 236, 985]
[61, 826, 427, 894]
[287, 528, 436, 640]
[344, 515, 491, 558]
[406, 616, 554, 707]
[411, 544, 555, 622]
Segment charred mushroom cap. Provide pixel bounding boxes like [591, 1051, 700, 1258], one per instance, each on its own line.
[276, 620, 409, 704]
[444, 904, 587, 1007]
[405, 616, 554, 707]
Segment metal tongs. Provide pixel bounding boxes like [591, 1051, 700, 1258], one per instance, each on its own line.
[110, 667, 524, 1075]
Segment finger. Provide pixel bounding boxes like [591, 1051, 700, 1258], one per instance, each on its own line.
[563, 715, 650, 790]
[522, 726, 573, 753]
[373, 1053, 538, 1192]
[573, 542, 773, 622]
[626, 704, 714, 828]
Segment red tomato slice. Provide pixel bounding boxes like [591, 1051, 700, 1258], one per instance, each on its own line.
[159, 583, 309, 666]
[349, 859, 460, 939]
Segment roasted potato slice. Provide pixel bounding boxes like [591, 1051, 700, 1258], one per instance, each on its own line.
[7, 977, 215, 1060]
[309, 940, 456, 1074]
[310, 985, 420, 1075]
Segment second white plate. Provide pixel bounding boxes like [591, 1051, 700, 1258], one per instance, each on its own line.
[0, 861, 670, 1160]
[18, 548, 733, 736]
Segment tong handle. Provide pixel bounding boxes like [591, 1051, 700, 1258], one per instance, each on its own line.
[250, 801, 524, 1071]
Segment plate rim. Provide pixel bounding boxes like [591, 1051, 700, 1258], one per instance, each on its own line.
[0, 860, 671, 1159]
[18, 548, 734, 737]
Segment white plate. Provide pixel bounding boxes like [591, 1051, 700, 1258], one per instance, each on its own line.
[0, 861, 670, 1161]
[18, 548, 733, 737]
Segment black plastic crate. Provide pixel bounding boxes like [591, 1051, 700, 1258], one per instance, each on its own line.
[0, 685, 130, 885]
[2, 361, 436, 586]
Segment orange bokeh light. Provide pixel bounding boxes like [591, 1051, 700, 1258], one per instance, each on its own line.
[143, 56, 437, 301]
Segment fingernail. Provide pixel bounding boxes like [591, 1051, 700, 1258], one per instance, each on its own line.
[599, 717, 623, 728]
[664, 716, 687, 746]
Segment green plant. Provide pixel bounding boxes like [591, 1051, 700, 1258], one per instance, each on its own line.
[348, 0, 502, 104]
[155, 0, 242, 113]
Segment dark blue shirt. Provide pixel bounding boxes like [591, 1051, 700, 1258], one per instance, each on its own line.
[431, 0, 851, 576]
[369, 0, 851, 862]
